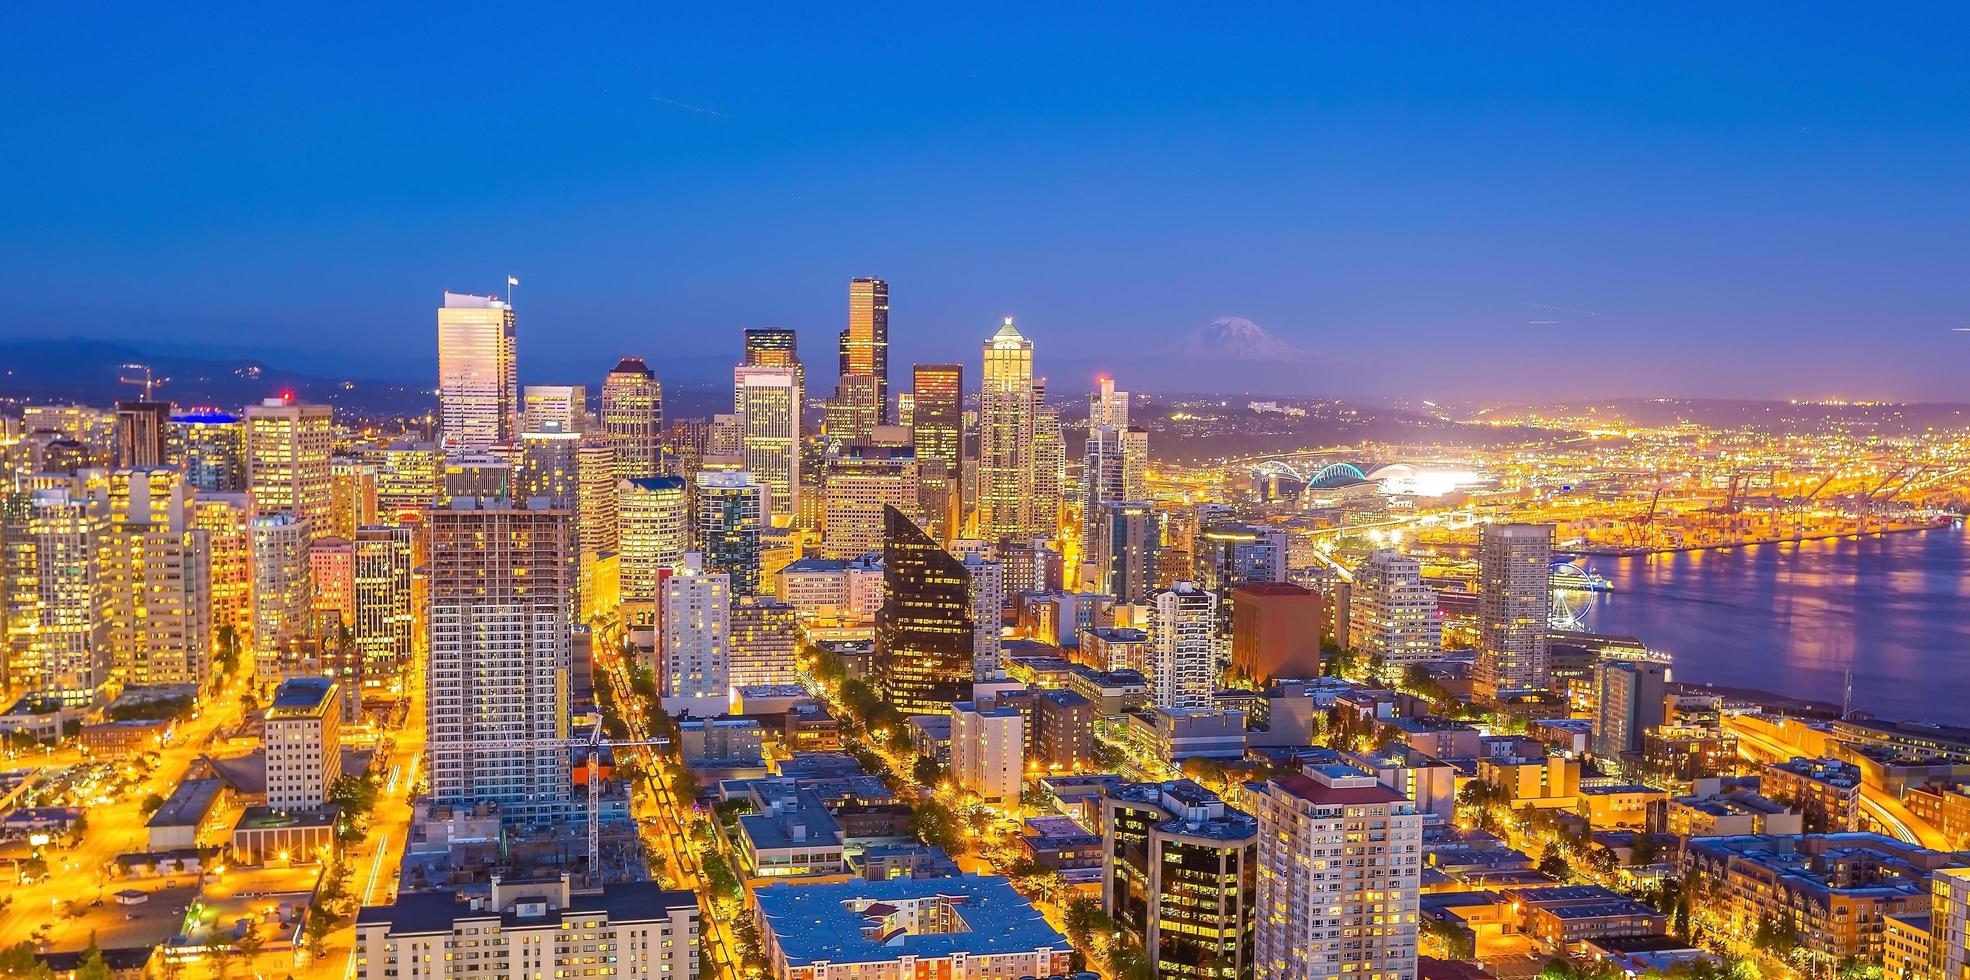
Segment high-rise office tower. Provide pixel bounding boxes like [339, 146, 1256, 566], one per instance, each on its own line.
[876, 505, 974, 715]
[365, 441, 443, 524]
[734, 365, 800, 522]
[351, 524, 416, 681]
[1230, 582, 1324, 687]
[1593, 658, 1671, 759]
[574, 435, 618, 618]
[248, 513, 311, 675]
[114, 401, 171, 468]
[601, 358, 664, 480]
[742, 326, 804, 393]
[895, 392, 915, 430]
[660, 559, 730, 700]
[842, 278, 890, 424]
[437, 291, 519, 450]
[696, 471, 764, 597]
[169, 410, 246, 493]
[1149, 582, 1217, 709]
[709, 413, 742, 456]
[99, 468, 213, 690]
[1091, 375, 1129, 430]
[245, 398, 334, 537]
[1, 482, 110, 706]
[515, 430, 581, 505]
[309, 536, 357, 630]
[728, 595, 798, 689]
[950, 699, 1024, 804]
[910, 363, 963, 540]
[329, 457, 379, 538]
[192, 493, 253, 649]
[1102, 780, 1258, 980]
[1031, 380, 1064, 540]
[1250, 767, 1422, 980]
[962, 551, 1003, 680]
[619, 477, 690, 603]
[823, 373, 882, 453]
[1348, 550, 1442, 674]
[521, 384, 588, 433]
[821, 444, 923, 559]
[1474, 522, 1554, 697]
[1094, 501, 1159, 603]
[978, 318, 1036, 540]
[1193, 523, 1291, 591]
[426, 500, 572, 824]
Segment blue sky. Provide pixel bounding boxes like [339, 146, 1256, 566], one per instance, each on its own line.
[4, 4, 1969, 400]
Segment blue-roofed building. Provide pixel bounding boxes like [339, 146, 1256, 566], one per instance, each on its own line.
[753, 875, 1074, 979]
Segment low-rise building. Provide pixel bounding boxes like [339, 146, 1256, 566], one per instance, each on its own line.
[146, 778, 228, 852]
[1514, 884, 1667, 950]
[1478, 756, 1581, 809]
[1763, 756, 1862, 833]
[1577, 785, 1669, 829]
[1125, 706, 1246, 764]
[353, 877, 699, 980]
[753, 875, 1073, 980]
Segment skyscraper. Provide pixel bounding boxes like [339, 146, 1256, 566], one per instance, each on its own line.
[660, 559, 730, 700]
[876, 505, 974, 715]
[245, 397, 334, 538]
[823, 373, 881, 454]
[1474, 522, 1555, 697]
[114, 400, 171, 468]
[696, 470, 764, 597]
[1229, 582, 1323, 686]
[618, 476, 690, 603]
[734, 365, 800, 522]
[1082, 376, 1149, 561]
[962, 551, 1003, 680]
[437, 291, 519, 450]
[521, 384, 588, 433]
[601, 358, 663, 480]
[1, 481, 110, 706]
[1349, 550, 1442, 675]
[978, 318, 1036, 540]
[1149, 582, 1217, 710]
[728, 595, 798, 689]
[1103, 780, 1258, 980]
[1094, 500, 1159, 603]
[351, 524, 416, 682]
[1594, 658, 1671, 759]
[515, 430, 581, 505]
[1031, 380, 1064, 540]
[911, 363, 963, 540]
[821, 444, 923, 559]
[574, 435, 619, 618]
[248, 513, 311, 677]
[1250, 767, 1422, 980]
[742, 326, 804, 394]
[329, 457, 379, 538]
[192, 494, 253, 652]
[169, 410, 246, 493]
[365, 441, 443, 524]
[99, 468, 213, 690]
[841, 277, 890, 423]
[426, 500, 572, 824]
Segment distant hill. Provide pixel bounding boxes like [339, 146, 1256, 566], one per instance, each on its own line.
[0, 338, 434, 418]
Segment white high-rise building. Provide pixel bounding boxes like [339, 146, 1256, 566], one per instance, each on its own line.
[950, 699, 1024, 805]
[265, 676, 341, 810]
[426, 500, 572, 824]
[1475, 522, 1554, 697]
[1251, 766, 1423, 980]
[521, 384, 588, 433]
[1149, 582, 1218, 710]
[1348, 550, 1442, 674]
[660, 558, 730, 701]
[963, 552, 1003, 680]
[977, 318, 1036, 540]
[437, 291, 518, 451]
[734, 366, 800, 522]
[618, 476, 689, 602]
[245, 398, 333, 538]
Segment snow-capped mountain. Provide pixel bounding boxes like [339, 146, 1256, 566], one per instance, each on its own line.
[1173, 317, 1318, 362]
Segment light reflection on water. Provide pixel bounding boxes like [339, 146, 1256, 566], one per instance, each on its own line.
[1575, 524, 1970, 724]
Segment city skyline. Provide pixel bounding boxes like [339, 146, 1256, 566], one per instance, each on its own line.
[6, 7, 1970, 401]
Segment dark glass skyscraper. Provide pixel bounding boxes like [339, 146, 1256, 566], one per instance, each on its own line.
[875, 504, 973, 715]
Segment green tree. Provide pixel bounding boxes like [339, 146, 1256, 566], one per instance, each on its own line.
[74, 936, 109, 980]
[0, 940, 53, 979]
[1537, 850, 1573, 882]
[140, 792, 167, 816]
[911, 754, 945, 788]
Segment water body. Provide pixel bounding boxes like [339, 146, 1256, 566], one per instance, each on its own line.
[1574, 524, 1970, 724]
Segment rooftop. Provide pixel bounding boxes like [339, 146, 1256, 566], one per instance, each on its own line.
[356, 880, 693, 935]
[267, 676, 338, 719]
[754, 875, 1067, 966]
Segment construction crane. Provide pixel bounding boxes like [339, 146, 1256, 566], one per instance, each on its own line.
[582, 720, 673, 885]
[116, 362, 169, 400]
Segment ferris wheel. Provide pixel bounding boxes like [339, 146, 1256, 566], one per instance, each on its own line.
[1549, 560, 1596, 629]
